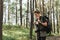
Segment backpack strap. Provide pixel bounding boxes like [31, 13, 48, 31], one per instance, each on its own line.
[39, 16, 48, 23]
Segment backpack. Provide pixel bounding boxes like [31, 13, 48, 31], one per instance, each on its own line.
[44, 16, 52, 33]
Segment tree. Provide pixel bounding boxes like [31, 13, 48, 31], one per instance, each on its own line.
[30, 0, 34, 39]
[52, 0, 55, 33]
[35, 0, 37, 8]
[8, 0, 10, 24]
[0, 0, 3, 40]
[26, 0, 29, 28]
[55, 0, 59, 33]
[3, 4, 6, 24]
[42, 0, 45, 16]
[39, 0, 42, 12]
[49, 0, 52, 34]
[16, 0, 18, 24]
[19, 0, 22, 26]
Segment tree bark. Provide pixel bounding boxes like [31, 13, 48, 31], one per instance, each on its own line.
[56, 1, 59, 33]
[20, 0, 22, 26]
[8, 5, 10, 24]
[52, 0, 55, 33]
[39, 0, 42, 12]
[35, 0, 37, 8]
[0, 0, 3, 40]
[42, 0, 45, 16]
[26, 0, 29, 28]
[30, 0, 34, 40]
[16, 0, 17, 25]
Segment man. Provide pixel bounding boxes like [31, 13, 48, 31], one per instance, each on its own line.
[34, 10, 48, 40]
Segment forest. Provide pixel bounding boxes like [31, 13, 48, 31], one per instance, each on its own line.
[0, 0, 60, 40]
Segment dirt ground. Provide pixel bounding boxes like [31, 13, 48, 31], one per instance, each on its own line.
[46, 36, 60, 40]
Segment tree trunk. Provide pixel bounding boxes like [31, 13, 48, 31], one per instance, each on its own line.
[49, 0, 53, 34]
[16, 0, 17, 25]
[19, 0, 22, 26]
[0, 0, 3, 40]
[4, 11, 6, 24]
[56, 1, 59, 33]
[26, 0, 29, 28]
[30, 0, 34, 40]
[56, 9, 59, 33]
[39, 0, 42, 12]
[42, 0, 45, 16]
[32, 0, 34, 28]
[52, 0, 55, 33]
[35, 0, 37, 8]
[8, 1, 10, 24]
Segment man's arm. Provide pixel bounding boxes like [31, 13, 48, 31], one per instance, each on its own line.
[38, 19, 48, 27]
[40, 22, 47, 27]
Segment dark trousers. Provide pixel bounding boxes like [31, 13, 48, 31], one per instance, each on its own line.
[37, 32, 46, 40]
[38, 37, 46, 40]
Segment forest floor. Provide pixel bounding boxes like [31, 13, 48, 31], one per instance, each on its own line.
[3, 27, 30, 40]
[46, 36, 60, 40]
[2, 25, 60, 40]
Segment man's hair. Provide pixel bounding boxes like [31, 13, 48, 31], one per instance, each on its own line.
[34, 9, 40, 14]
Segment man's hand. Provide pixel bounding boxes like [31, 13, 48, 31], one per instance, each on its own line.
[37, 19, 41, 23]
[33, 21, 39, 24]
[35, 21, 39, 24]
[37, 18, 47, 27]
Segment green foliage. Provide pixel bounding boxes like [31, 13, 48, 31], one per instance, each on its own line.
[3, 36, 15, 40]
[3, 25, 30, 40]
[3, 25, 55, 40]
[3, 25, 20, 30]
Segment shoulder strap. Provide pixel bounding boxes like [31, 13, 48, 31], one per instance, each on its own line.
[39, 16, 43, 22]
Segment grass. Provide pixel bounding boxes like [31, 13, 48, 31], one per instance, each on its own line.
[3, 25, 60, 40]
[2, 25, 30, 40]
[3, 36, 15, 40]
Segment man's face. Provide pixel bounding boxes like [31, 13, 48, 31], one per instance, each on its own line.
[34, 13, 40, 18]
